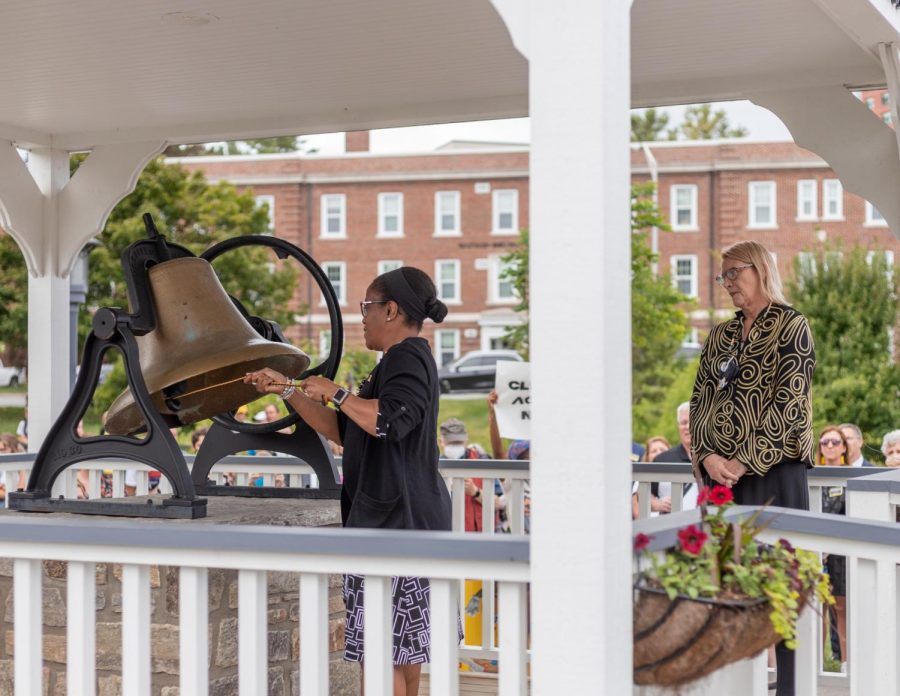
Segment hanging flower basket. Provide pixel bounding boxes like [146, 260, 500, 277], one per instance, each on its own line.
[632, 486, 831, 687]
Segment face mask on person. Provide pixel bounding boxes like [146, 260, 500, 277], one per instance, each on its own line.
[444, 444, 466, 459]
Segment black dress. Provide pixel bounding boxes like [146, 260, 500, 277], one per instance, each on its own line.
[336, 337, 456, 664]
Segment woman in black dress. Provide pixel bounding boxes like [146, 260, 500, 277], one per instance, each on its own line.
[245, 266, 453, 696]
[690, 240, 815, 696]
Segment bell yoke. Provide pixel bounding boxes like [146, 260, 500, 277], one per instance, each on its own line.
[9, 214, 344, 519]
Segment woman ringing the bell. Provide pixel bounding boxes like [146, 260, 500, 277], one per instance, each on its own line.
[244, 266, 455, 696]
[689, 240, 815, 696]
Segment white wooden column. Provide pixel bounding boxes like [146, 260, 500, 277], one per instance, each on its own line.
[492, 0, 633, 692]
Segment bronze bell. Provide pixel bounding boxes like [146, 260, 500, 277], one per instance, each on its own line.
[104, 257, 309, 435]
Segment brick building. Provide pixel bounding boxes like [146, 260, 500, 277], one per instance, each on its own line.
[175, 134, 899, 361]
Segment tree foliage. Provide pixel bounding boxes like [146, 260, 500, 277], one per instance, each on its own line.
[672, 104, 748, 140]
[631, 108, 671, 142]
[788, 247, 900, 460]
[164, 136, 318, 157]
[0, 234, 28, 361]
[500, 184, 691, 439]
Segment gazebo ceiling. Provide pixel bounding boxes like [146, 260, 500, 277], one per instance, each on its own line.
[1, 0, 896, 150]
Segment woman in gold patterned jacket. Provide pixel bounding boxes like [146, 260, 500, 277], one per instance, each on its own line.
[689, 240, 815, 696]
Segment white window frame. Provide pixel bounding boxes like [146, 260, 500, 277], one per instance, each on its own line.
[318, 330, 332, 358]
[822, 179, 844, 221]
[865, 200, 888, 227]
[670, 184, 698, 231]
[377, 192, 404, 238]
[747, 181, 777, 229]
[866, 250, 895, 281]
[884, 112, 894, 126]
[434, 259, 461, 305]
[377, 259, 403, 276]
[254, 194, 275, 233]
[433, 329, 461, 367]
[320, 261, 347, 307]
[320, 194, 347, 239]
[434, 191, 461, 237]
[488, 255, 518, 305]
[670, 254, 698, 299]
[795, 179, 818, 222]
[492, 189, 519, 236]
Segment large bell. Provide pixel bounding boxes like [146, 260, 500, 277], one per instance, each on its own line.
[104, 257, 309, 435]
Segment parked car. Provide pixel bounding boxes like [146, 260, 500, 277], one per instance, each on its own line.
[0, 360, 25, 387]
[438, 349, 523, 393]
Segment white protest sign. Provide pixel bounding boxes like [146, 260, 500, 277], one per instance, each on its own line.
[494, 360, 531, 440]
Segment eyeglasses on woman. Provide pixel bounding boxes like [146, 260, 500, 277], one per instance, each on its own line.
[715, 264, 753, 286]
[359, 300, 389, 317]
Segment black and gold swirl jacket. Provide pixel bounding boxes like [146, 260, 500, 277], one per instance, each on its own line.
[689, 304, 815, 476]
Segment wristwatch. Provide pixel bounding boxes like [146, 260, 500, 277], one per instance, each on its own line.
[331, 387, 350, 408]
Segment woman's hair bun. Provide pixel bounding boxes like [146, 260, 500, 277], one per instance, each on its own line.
[426, 297, 448, 323]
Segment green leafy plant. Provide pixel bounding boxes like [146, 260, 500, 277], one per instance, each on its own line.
[634, 486, 834, 648]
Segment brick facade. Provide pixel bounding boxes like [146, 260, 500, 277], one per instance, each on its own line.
[175, 136, 898, 360]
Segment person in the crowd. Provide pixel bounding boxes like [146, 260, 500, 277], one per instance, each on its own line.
[0, 432, 28, 496]
[15, 398, 27, 446]
[244, 265, 454, 696]
[690, 240, 815, 696]
[631, 436, 671, 519]
[191, 427, 208, 453]
[838, 423, 874, 467]
[654, 401, 700, 511]
[235, 405, 249, 422]
[881, 429, 900, 468]
[440, 418, 502, 533]
[817, 425, 849, 667]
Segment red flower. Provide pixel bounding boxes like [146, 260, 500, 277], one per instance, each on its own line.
[708, 486, 734, 506]
[633, 532, 653, 552]
[677, 525, 709, 556]
[697, 486, 711, 505]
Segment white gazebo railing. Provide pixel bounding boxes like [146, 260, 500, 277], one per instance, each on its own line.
[0, 516, 530, 696]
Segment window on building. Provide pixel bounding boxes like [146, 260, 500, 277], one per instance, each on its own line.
[866, 250, 895, 281]
[255, 195, 275, 233]
[882, 92, 891, 106]
[434, 329, 460, 367]
[377, 259, 402, 275]
[435, 259, 461, 304]
[320, 262, 346, 306]
[320, 194, 346, 239]
[670, 184, 698, 230]
[884, 112, 894, 126]
[488, 256, 517, 304]
[318, 330, 332, 358]
[865, 200, 888, 226]
[378, 193, 404, 237]
[670, 255, 698, 298]
[795, 180, 817, 221]
[492, 189, 519, 235]
[748, 182, 777, 228]
[866, 97, 875, 109]
[434, 191, 461, 236]
[822, 179, 843, 220]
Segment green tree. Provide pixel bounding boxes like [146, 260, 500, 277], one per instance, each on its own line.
[631, 108, 671, 142]
[788, 247, 900, 460]
[0, 234, 28, 360]
[500, 183, 691, 438]
[165, 136, 318, 157]
[670, 104, 748, 140]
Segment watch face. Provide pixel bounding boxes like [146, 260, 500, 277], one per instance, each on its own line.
[333, 388, 349, 405]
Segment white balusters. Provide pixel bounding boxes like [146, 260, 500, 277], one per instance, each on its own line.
[238, 569, 267, 695]
[122, 564, 151, 696]
[498, 581, 528, 696]
[429, 578, 460, 696]
[794, 603, 818, 696]
[14, 559, 42, 696]
[300, 573, 329, 696]
[364, 575, 393, 695]
[179, 567, 209, 696]
[67, 562, 96, 696]
[451, 478, 465, 532]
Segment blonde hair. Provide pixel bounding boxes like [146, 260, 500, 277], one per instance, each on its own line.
[722, 240, 788, 305]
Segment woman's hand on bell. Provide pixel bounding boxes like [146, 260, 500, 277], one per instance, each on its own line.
[243, 368, 287, 395]
[301, 376, 339, 404]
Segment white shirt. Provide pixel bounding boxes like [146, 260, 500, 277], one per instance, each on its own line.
[849, 455, 865, 468]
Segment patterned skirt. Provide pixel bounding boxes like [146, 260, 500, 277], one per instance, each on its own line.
[342, 574, 463, 665]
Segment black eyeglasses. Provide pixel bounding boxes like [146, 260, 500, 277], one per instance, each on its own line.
[359, 300, 389, 317]
[715, 264, 753, 286]
[819, 438, 842, 447]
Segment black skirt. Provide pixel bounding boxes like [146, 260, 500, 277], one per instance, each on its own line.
[731, 459, 809, 511]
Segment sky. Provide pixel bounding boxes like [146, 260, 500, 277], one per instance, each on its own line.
[300, 100, 793, 155]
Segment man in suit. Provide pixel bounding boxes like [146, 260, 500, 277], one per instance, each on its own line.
[648, 402, 697, 511]
[840, 423, 875, 467]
